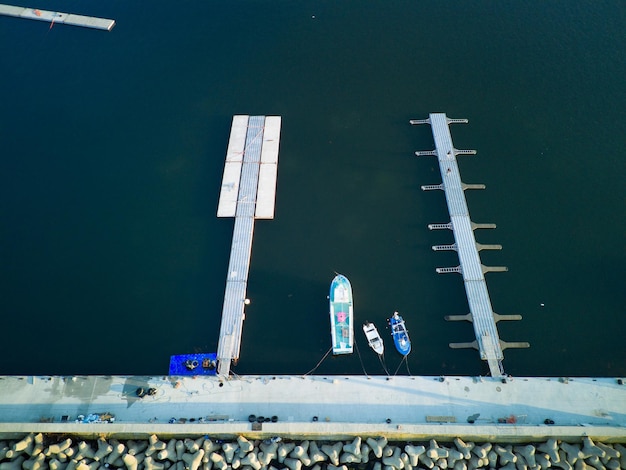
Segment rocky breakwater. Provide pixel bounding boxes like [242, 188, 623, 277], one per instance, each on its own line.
[1, 433, 625, 470]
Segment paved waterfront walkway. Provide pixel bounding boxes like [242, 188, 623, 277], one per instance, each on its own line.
[1, 375, 624, 442]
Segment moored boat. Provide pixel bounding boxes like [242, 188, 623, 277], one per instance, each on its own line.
[329, 274, 354, 355]
[363, 322, 384, 355]
[389, 311, 411, 356]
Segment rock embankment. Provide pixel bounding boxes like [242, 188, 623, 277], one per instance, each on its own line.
[1, 433, 625, 470]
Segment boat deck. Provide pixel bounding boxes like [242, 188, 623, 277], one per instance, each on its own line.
[0, 4, 115, 30]
[216, 115, 281, 376]
[412, 113, 528, 377]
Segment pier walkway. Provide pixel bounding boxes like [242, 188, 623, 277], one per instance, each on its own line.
[0, 374, 625, 442]
[411, 113, 528, 377]
[0, 4, 115, 30]
[216, 115, 281, 376]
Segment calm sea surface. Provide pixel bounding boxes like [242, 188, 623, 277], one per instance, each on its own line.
[1, 0, 624, 377]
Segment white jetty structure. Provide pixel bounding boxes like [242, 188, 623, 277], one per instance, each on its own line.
[411, 113, 529, 377]
[216, 115, 281, 376]
[0, 4, 115, 31]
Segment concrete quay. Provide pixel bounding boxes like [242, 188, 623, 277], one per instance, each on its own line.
[0, 375, 624, 443]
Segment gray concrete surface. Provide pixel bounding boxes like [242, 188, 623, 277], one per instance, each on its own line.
[0, 374, 624, 442]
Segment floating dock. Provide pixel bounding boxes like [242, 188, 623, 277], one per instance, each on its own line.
[0, 4, 115, 31]
[216, 115, 281, 376]
[412, 113, 528, 377]
[168, 353, 217, 376]
[0, 375, 624, 443]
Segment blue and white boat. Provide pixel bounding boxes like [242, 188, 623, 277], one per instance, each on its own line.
[329, 274, 354, 355]
[389, 311, 411, 356]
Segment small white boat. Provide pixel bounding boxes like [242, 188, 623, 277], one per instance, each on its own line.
[362, 322, 384, 355]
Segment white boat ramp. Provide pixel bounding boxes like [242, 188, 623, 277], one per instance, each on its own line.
[411, 113, 529, 378]
[0, 4, 115, 31]
[216, 115, 282, 376]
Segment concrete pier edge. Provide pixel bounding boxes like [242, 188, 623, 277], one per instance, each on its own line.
[0, 374, 624, 444]
[0, 422, 625, 443]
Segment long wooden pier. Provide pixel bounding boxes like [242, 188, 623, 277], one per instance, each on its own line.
[216, 115, 281, 376]
[412, 113, 528, 377]
[0, 4, 115, 31]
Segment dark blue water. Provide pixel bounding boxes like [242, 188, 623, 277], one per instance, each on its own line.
[1, 0, 624, 377]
